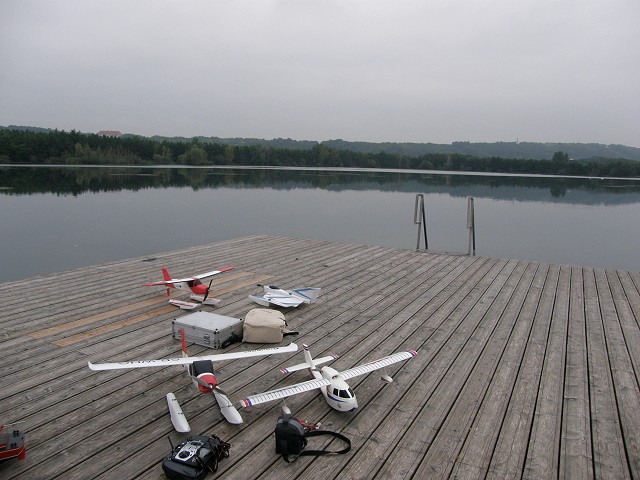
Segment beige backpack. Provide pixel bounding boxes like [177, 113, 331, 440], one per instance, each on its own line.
[242, 308, 298, 343]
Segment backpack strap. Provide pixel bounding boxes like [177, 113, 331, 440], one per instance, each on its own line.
[298, 429, 351, 457]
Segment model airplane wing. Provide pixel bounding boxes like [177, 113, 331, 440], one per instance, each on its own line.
[143, 267, 234, 286]
[249, 293, 305, 308]
[239, 377, 332, 407]
[249, 287, 321, 308]
[88, 343, 298, 371]
[339, 350, 417, 381]
[192, 267, 234, 280]
[144, 279, 174, 287]
[290, 288, 321, 303]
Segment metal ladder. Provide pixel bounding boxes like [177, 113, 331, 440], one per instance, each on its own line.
[414, 194, 475, 255]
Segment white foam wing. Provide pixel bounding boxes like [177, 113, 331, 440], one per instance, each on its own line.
[339, 351, 417, 381]
[249, 292, 303, 308]
[239, 377, 331, 408]
[290, 288, 321, 303]
[264, 295, 305, 308]
[88, 343, 298, 371]
[193, 267, 234, 280]
[169, 267, 234, 283]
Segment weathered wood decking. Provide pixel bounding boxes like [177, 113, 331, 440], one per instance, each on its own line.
[1, 235, 639, 479]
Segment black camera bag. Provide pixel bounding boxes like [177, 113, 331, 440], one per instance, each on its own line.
[275, 414, 351, 463]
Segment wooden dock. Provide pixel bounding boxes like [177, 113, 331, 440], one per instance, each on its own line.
[1, 235, 639, 479]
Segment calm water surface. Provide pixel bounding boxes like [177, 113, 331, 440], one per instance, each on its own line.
[1, 165, 639, 282]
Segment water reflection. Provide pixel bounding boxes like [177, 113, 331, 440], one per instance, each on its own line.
[1, 165, 639, 282]
[2, 165, 640, 200]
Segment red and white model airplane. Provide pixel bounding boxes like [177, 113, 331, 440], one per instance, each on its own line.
[239, 344, 416, 414]
[88, 330, 298, 429]
[144, 267, 234, 308]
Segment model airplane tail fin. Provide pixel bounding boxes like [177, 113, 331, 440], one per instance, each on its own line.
[162, 267, 174, 295]
[162, 267, 172, 282]
[180, 328, 188, 358]
[280, 344, 338, 374]
[280, 355, 338, 375]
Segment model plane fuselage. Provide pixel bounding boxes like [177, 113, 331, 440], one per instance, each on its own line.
[313, 366, 358, 411]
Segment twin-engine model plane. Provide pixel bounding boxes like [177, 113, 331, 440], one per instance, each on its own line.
[88, 331, 298, 429]
[249, 284, 321, 308]
[239, 344, 416, 413]
[144, 267, 234, 308]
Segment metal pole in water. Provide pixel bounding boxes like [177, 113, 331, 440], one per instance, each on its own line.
[467, 197, 475, 255]
[414, 194, 428, 250]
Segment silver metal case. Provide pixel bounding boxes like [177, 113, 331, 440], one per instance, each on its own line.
[172, 312, 243, 349]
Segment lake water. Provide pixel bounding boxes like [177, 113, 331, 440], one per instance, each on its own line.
[1, 165, 639, 283]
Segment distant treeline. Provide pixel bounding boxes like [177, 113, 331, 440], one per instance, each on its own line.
[150, 135, 640, 162]
[1, 128, 640, 178]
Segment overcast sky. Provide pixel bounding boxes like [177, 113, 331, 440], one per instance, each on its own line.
[1, 0, 639, 146]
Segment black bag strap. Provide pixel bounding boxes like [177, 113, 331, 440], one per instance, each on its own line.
[301, 429, 351, 456]
[282, 429, 351, 462]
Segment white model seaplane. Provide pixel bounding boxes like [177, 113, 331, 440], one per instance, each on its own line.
[144, 267, 234, 309]
[239, 344, 416, 413]
[88, 330, 298, 430]
[249, 284, 321, 308]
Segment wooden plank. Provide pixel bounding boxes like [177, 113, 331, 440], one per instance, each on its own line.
[523, 265, 571, 478]
[610, 271, 640, 386]
[410, 261, 529, 478]
[559, 267, 593, 479]
[448, 262, 542, 479]
[583, 267, 630, 479]
[486, 264, 560, 477]
[596, 269, 640, 476]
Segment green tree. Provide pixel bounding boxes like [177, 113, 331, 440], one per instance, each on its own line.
[552, 151, 569, 163]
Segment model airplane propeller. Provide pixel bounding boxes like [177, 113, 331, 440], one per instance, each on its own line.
[239, 344, 416, 413]
[249, 284, 321, 308]
[144, 267, 234, 308]
[88, 330, 298, 430]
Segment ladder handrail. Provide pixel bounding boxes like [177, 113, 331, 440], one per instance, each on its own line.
[467, 197, 476, 255]
[413, 194, 428, 250]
